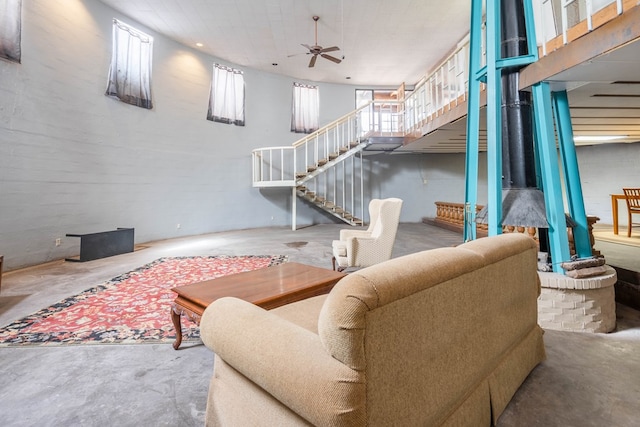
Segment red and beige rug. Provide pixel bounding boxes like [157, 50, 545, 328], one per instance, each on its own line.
[0, 255, 286, 347]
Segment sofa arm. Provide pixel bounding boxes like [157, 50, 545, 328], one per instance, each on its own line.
[200, 297, 364, 425]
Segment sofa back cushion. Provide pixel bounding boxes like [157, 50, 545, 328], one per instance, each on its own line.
[318, 245, 484, 370]
[317, 233, 540, 424]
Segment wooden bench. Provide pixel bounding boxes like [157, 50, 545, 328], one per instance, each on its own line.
[65, 228, 134, 262]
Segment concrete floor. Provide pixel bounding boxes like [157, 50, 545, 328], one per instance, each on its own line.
[0, 223, 639, 426]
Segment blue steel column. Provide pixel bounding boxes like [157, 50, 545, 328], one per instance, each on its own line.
[532, 82, 571, 271]
[463, 0, 485, 242]
[485, 0, 503, 236]
[553, 90, 592, 258]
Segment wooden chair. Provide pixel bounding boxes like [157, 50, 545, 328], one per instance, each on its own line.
[622, 188, 640, 237]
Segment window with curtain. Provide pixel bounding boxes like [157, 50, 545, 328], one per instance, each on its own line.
[207, 64, 245, 126]
[291, 82, 319, 134]
[0, 0, 22, 63]
[105, 19, 153, 109]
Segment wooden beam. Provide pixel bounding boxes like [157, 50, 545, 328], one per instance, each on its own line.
[520, 5, 640, 90]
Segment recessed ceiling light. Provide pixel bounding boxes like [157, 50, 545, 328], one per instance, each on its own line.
[345, 76, 351, 80]
[573, 135, 627, 142]
[195, 42, 203, 47]
[272, 63, 278, 66]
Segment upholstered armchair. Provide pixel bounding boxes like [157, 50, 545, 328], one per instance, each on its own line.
[331, 198, 403, 271]
[623, 188, 640, 237]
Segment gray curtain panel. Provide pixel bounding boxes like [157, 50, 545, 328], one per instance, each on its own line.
[207, 63, 245, 126]
[0, 0, 22, 63]
[105, 19, 154, 109]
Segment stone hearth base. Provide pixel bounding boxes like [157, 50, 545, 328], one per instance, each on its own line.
[537, 266, 617, 333]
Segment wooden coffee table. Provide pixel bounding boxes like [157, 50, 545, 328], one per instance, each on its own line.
[170, 262, 346, 349]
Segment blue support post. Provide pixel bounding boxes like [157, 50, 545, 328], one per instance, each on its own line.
[553, 90, 592, 258]
[523, 0, 540, 63]
[486, 0, 503, 236]
[463, 0, 587, 273]
[532, 82, 571, 272]
[463, 0, 485, 242]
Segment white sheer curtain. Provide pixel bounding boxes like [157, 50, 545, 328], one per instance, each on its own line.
[0, 0, 21, 63]
[291, 82, 319, 133]
[207, 64, 245, 126]
[105, 19, 154, 109]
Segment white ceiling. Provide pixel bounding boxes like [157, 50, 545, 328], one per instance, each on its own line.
[98, 0, 472, 87]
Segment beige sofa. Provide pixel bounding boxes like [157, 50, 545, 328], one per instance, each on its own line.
[200, 233, 545, 426]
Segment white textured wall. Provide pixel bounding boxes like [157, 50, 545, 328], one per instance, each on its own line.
[369, 152, 489, 220]
[577, 143, 640, 225]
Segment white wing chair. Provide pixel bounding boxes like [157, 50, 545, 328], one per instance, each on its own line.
[331, 198, 403, 271]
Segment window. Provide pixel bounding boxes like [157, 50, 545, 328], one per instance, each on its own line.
[355, 89, 404, 135]
[0, 0, 21, 63]
[105, 19, 153, 109]
[291, 83, 319, 134]
[207, 64, 245, 126]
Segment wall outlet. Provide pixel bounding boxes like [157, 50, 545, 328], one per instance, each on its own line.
[176, 223, 181, 229]
[55, 238, 62, 246]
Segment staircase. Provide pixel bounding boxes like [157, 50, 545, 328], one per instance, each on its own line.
[252, 101, 404, 229]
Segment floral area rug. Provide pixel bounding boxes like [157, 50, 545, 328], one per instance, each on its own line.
[0, 255, 286, 347]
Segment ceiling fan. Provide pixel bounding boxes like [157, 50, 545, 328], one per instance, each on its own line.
[300, 16, 342, 68]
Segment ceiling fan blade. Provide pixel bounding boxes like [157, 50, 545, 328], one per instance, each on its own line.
[309, 54, 317, 68]
[301, 43, 312, 51]
[321, 54, 342, 64]
[320, 46, 339, 53]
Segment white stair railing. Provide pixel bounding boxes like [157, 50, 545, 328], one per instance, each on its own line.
[252, 102, 370, 188]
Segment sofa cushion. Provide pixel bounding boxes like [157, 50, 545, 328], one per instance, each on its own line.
[318, 245, 485, 370]
[270, 294, 327, 334]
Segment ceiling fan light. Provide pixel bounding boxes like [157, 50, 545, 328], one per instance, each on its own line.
[301, 15, 341, 68]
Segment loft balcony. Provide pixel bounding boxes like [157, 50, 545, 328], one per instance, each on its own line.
[398, 0, 640, 154]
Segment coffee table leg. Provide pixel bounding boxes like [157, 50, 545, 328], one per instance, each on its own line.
[171, 304, 183, 350]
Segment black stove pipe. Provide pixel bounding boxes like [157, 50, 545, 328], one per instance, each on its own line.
[475, 0, 551, 228]
[498, 0, 548, 228]
[500, 0, 535, 190]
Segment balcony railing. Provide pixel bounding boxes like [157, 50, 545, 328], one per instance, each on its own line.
[403, 0, 630, 137]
